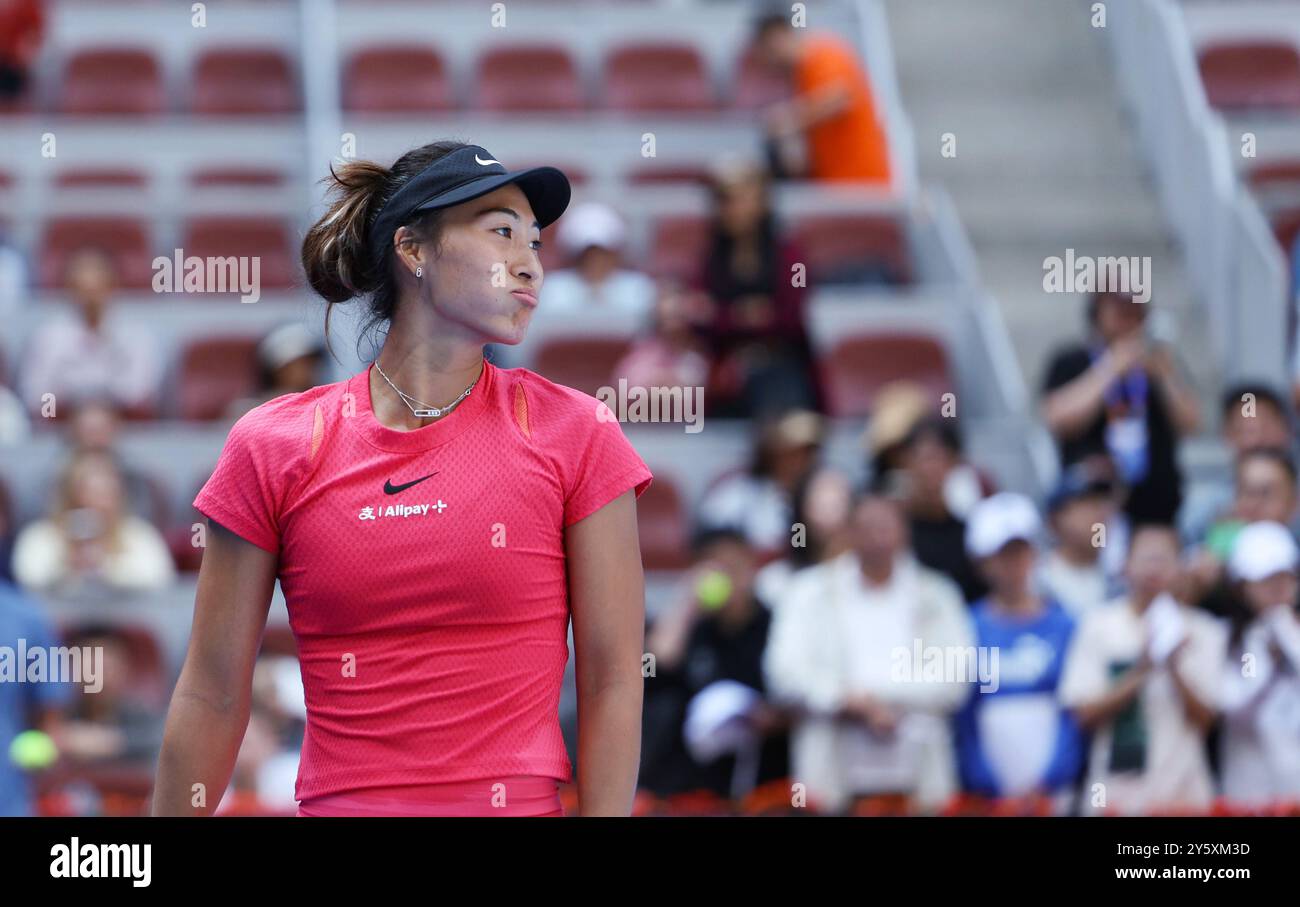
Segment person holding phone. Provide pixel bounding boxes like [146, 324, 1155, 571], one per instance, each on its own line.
[1041, 289, 1202, 526]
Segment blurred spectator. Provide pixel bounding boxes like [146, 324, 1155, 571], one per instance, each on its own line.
[955, 494, 1086, 810]
[693, 156, 820, 419]
[60, 399, 159, 524]
[610, 280, 711, 391]
[226, 322, 327, 418]
[537, 201, 655, 319]
[885, 416, 989, 603]
[764, 490, 972, 814]
[0, 0, 44, 103]
[20, 248, 160, 418]
[640, 529, 791, 800]
[0, 577, 70, 816]
[864, 380, 931, 478]
[10, 449, 175, 596]
[1037, 460, 1121, 618]
[1188, 447, 1299, 619]
[1219, 522, 1300, 807]
[1060, 524, 1225, 816]
[749, 10, 892, 184]
[217, 655, 303, 815]
[697, 409, 823, 555]
[54, 625, 164, 766]
[754, 465, 853, 609]
[1041, 290, 1201, 526]
[1180, 383, 1295, 545]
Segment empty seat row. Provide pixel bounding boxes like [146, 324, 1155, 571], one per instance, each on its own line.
[25, 212, 912, 289]
[0, 42, 788, 116]
[0, 162, 728, 193]
[1198, 39, 1300, 112]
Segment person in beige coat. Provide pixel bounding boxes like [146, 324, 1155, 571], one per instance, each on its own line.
[763, 489, 975, 814]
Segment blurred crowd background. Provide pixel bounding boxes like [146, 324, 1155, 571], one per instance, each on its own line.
[2, 0, 1300, 817]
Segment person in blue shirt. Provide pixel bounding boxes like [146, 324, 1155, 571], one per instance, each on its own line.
[0, 579, 72, 816]
[954, 493, 1086, 810]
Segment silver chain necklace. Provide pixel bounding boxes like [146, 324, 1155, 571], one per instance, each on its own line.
[373, 360, 479, 419]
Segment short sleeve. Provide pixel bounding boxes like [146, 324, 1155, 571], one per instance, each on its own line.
[192, 409, 295, 554]
[1058, 613, 1107, 708]
[559, 399, 654, 528]
[1181, 615, 1228, 710]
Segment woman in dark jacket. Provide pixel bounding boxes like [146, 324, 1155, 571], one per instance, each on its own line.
[693, 158, 823, 419]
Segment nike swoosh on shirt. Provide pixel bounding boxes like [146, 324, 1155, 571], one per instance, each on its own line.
[383, 472, 439, 494]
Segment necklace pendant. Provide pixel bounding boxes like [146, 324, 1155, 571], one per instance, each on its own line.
[412, 407, 442, 418]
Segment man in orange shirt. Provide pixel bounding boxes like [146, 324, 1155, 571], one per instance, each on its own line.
[751, 13, 892, 186]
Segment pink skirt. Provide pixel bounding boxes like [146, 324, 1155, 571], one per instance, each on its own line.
[296, 775, 563, 817]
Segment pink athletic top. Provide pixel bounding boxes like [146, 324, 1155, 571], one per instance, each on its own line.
[193, 359, 653, 808]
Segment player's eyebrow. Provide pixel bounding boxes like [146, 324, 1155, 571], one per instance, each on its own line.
[477, 206, 540, 230]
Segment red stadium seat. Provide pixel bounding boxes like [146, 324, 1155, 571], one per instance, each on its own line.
[188, 166, 287, 188]
[1198, 41, 1300, 111]
[39, 216, 153, 289]
[53, 168, 147, 189]
[343, 46, 453, 113]
[790, 213, 912, 285]
[820, 331, 953, 418]
[532, 335, 632, 397]
[648, 213, 710, 281]
[59, 48, 164, 115]
[1249, 158, 1300, 191]
[635, 475, 690, 570]
[181, 216, 298, 290]
[474, 44, 584, 111]
[601, 43, 716, 112]
[165, 523, 205, 573]
[176, 334, 260, 421]
[191, 48, 298, 114]
[1270, 206, 1300, 253]
[731, 45, 790, 110]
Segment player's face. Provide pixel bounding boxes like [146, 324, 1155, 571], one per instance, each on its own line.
[422, 182, 543, 346]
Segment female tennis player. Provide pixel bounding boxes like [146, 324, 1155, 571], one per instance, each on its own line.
[151, 140, 653, 817]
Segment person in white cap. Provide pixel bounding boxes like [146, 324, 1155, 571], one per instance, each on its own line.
[1058, 524, 1226, 815]
[1219, 521, 1300, 807]
[953, 493, 1087, 813]
[536, 201, 655, 319]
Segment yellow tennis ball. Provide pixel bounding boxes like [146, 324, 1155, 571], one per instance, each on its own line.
[9, 730, 58, 770]
[696, 570, 733, 610]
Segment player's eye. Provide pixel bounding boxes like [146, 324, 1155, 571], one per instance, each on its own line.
[494, 226, 542, 251]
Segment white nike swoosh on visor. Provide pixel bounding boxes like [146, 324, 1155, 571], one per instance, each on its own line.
[475, 155, 502, 166]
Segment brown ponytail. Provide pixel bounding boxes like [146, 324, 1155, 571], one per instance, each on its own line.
[300, 139, 470, 362]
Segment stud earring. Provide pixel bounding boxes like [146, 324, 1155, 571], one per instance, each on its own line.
[415, 267, 423, 278]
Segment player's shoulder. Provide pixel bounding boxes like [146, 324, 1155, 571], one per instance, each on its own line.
[222, 377, 343, 457]
[497, 364, 613, 427]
